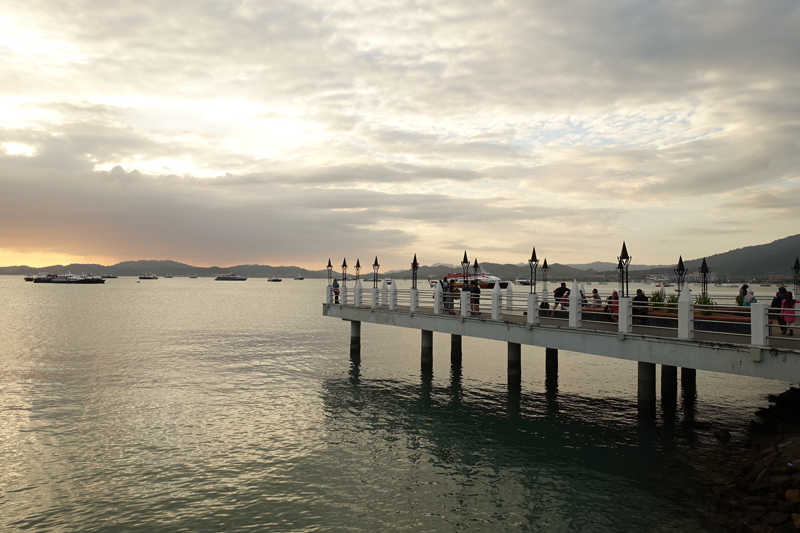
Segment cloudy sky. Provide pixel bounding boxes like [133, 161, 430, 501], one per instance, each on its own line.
[1, 0, 798, 270]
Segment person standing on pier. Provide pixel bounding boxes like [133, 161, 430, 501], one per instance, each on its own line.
[771, 287, 788, 334]
[782, 292, 796, 336]
[551, 282, 569, 315]
[332, 278, 340, 304]
[470, 280, 481, 315]
[632, 288, 649, 324]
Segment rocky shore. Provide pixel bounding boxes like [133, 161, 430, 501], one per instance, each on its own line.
[703, 387, 800, 532]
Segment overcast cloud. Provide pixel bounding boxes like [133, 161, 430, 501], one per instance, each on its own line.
[1, 0, 798, 269]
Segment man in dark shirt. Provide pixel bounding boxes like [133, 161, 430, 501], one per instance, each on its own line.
[632, 288, 649, 324]
[551, 282, 569, 315]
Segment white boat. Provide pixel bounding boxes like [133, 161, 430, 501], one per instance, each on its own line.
[164, 274, 173, 278]
[267, 276, 282, 282]
[34, 272, 105, 284]
[430, 269, 510, 289]
[294, 274, 304, 280]
[139, 273, 158, 280]
[215, 273, 247, 281]
[515, 277, 530, 286]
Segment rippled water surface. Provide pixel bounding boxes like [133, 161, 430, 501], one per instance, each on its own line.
[0, 276, 789, 531]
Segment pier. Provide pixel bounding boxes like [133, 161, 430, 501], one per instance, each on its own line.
[323, 278, 800, 411]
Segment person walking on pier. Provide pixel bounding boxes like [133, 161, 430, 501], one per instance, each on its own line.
[771, 287, 788, 334]
[782, 291, 797, 336]
[332, 278, 340, 304]
[470, 280, 481, 315]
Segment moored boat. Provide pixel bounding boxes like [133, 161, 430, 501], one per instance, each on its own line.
[430, 270, 510, 289]
[139, 273, 158, 280]
[267, 276, 282, 282]
[34, 272, 104, 284]
[215, 273, 247, 281]
[101, 274, 118, 279]
[24, 274, 35, 281]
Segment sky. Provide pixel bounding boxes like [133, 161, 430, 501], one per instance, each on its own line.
[1, 0, 799, 270]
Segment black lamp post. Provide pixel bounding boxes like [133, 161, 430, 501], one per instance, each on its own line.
[411, 254, 419, 289]
[700, 258, 710, 297]
[674, 256, 687, 294]
[327, 258, 332, 286]
[793, 257, 800, 294]
[617, 242, 631, 298]
[461, 251, 470, 287]
[355, 259, 361, 283]
[372, 256, 380, 289]
[541, 258, 550, 294]
[528, 247, 539, 295]
[341, 258, 347, 288]
[472, 258, 480, 277]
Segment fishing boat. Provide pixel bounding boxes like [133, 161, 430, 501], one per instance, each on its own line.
[139, 273, 158, 280]
[214, 273, 247, 281]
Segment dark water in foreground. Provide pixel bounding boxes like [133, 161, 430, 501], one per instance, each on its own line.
[0, 277, 790, 531]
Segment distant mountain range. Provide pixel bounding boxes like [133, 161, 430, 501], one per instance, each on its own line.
[2, 234, 799, 280]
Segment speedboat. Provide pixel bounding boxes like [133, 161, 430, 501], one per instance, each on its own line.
[139, 273, 158, 280]
[215, 273, 247, 281]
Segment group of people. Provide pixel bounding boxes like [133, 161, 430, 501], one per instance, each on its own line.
[769, 286, 797, 336]
[437, 277, 481, 315]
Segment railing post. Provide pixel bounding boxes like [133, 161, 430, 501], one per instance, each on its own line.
[491, 283, 501, 320]
[380, 279, 388, 306]
[371, 287, 378, 309]
[389, 282, 397, 311]
[433, 282, 442, 315]
[461, 286, 470, 318]
[410, 288, 419, 313]
[678, 282, 694, 339]
[541, 288, 548, 309]
[354, 280, 362, 307]
[505, 284, 513, 311]
[618, 297, 632, 333]
[751, 302, 769, 347]
[341, 286, 348, 306]
[527, 293, 539, 325]
[569, 279, 581, 328]
[326, 285, 332, 304]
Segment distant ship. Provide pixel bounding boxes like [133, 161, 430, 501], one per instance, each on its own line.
[164, 274, 173, 278]
[139, 273, 158, 280]
[34, 272, 105, 284]
[215, 273, 247, 281]
[101, 274, 118, 279]
[294, 274, 304, 280]
[189, 274, 198, 278]
[23, 274, 35, 281]
[267, 276, 282, 282]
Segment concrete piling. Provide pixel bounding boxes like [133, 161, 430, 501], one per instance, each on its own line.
[545, 347, 558, 376]
[508, 342, 521, 383]
[421, 330, 433, 368]
[451, 334, 462, 366]
[661, 364, 678, 401]
[350, 320, 361, 355]
[638, 361, 656, 411]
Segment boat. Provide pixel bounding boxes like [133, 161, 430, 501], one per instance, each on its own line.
[189, 274, 198, 278]
[101, 274, 118, 279]
[430, 269, 510, 289]
[23, 274, 35, 281]
[515, 277, 530, 286]
[34, 272, 105, 284]
[294, 274, 304, 280]
[215, 273, 247, 281]
[164, 274, 173, 278]
[139, 273, 158, 280]
[267, 276, 282, 282]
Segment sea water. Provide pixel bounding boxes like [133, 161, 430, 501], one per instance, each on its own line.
[0, 276, 789, 532]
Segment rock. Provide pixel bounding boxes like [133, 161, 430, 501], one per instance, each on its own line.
[715, 428, 733, 443]
[786, 489, 800, 502]
[748, 505, 767, 521]
[750, 481, 771, 494]
[762, 511, 789, 527]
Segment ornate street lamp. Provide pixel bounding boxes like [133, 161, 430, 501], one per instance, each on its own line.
[411, 254, 419, 289]
[617, 242, 631, 298]
[461, 251, 470, 287]
[528, 247, 539, 295]
[355, 258, 361, 282]
[616, 258, 624, 296]
[793, 257, 800, 294]
[372, 256, 380, 289]
[541, 258, 550, 294]
[700, 258, 710, 297]
[327, 258, 332, 286]
[341, 258, 347, 287]
[472, 258, 480, 277]
[674, 256, 687, 294]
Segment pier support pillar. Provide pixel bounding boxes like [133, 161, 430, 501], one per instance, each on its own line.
[681, 367, 696, 390]
[350, 320, 361, 355]
[638, 362, 656, 412]
[450, 334, 462, 365]
[545, 347, 558, 376]
[661, 364, 678, 403]
[421, 330, 433, 368]
[508, 342, 521, 383]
